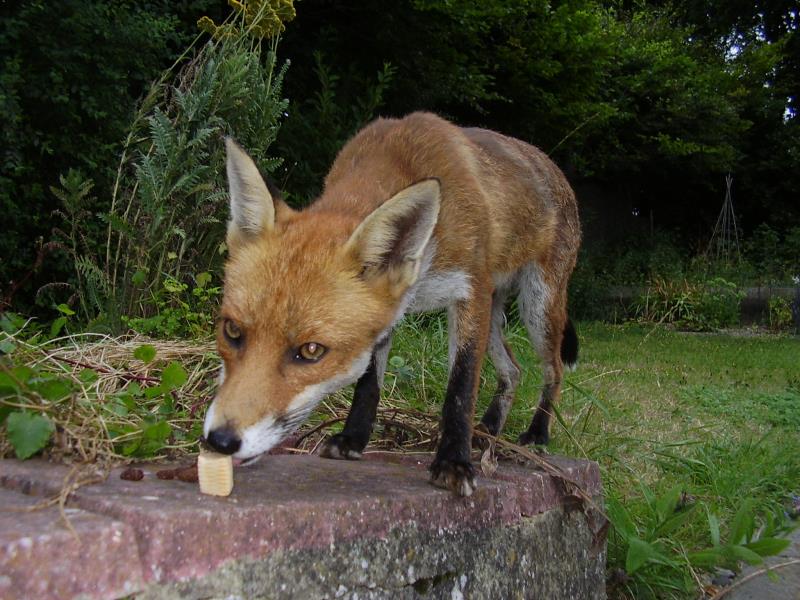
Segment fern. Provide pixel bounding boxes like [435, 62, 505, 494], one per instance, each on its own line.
[90, 7, 292, 329]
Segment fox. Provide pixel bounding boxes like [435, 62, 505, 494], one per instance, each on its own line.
[203, 112, 581, 496]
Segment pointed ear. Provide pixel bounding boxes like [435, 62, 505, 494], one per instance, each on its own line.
[225, 137, 275, 237]
[345, 179, 441, 294]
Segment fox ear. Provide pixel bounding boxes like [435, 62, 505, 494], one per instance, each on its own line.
[225, 137, 275, 237]
[345, 179, 441, 294]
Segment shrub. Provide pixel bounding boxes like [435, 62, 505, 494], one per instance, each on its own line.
[694, 277, 744, 330]
[635, 277, 743, 330]
[768, 296, 793, 332]
[54, 2, 294, 332]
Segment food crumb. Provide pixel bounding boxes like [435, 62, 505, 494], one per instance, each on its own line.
[120, 467, 144, 481]
[175, 465, 199, 482]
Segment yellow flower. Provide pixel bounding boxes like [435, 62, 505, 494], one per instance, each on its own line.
[201, 0, 296, 40]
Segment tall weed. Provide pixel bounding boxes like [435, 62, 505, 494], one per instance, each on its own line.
[56, 2, 294, 332]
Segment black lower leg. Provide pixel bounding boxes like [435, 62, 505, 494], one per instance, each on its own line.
[320, 353, 380, 459]
[430, 340, 478, 495]
[519, 383, 556, 446]
[479, 380, 509, 437]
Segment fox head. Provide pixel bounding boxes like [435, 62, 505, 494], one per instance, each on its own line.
[203, 139, 440, 461]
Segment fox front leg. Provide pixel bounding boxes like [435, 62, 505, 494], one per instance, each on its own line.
[429, 288, 492, 496]
[319, 334, 392, 460]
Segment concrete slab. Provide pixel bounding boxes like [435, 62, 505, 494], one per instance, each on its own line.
[0, 487, 144, 600]
[0, 453, 605, 597]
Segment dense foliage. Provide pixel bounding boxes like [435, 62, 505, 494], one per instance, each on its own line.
[1, 0, 798, 319]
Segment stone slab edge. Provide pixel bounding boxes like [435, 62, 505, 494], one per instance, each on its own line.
[0, 454, 602, 591]
[0, 487, 144, 600]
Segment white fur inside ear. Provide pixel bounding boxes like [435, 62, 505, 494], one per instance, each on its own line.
[225, 138, 274, 235]
[346, 179, 441, 281]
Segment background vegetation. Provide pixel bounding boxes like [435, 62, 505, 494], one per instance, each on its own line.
[2, 0, 799, 318]
[1, 1, 798, 598]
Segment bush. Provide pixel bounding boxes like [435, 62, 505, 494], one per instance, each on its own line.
[768, 296, 793, 332]
[635, 276, 743, 331]
[694, 277, 744, 330]
[53, 1, 294, 332]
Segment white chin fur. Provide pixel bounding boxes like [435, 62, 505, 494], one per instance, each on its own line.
[202, 401, 217, 439]
[235, 414, 285, 459]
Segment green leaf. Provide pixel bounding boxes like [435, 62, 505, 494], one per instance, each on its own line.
[133, 344, 157, 363]
[49, 316, 67, 338]
[0, 339, 17, 354]
[195, 271, 212, 289]
[687, 549, 723, 568]
[625, 536, 667, 574]
[0, 312, 26, 334]
[389, 356, 406, 369]
[131, 269, 147, 286]
[144, 384, 164, 400]
[655, 484, 683, 524]
[55, 303, 76, 316]
[654, 503, 698, 538]
[143, 420, 171, 441]
[708, 511, 721, 546]
[745, 537, 791, 557]
[30, 377, 72, 402]
[160, 361, 187, 390]
[730, 500, 755, 545]
[0, 372, 21, 396]
[727, 544, 764, 566]
[6, 412, 55, 459]
[606, 497, 638, 540]
[77, 369, 99, 384]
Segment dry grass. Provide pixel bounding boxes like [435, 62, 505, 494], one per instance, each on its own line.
[1, 330, 218, 462]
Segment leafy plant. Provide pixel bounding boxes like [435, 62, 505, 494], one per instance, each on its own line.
[5, 411, 55, 459]
[634, 277, 743, 330]
[55, 2, 292, 332]
[1, 320, 210, 461]
[692, 277, 744, 330]
[768, 296, 793, 331]
[607, 483, 792, 597]
[122, 272, 221, 338]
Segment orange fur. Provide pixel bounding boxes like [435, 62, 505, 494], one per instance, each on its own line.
[206, 113, 580, 460]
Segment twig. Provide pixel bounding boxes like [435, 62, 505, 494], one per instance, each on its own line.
[44, 354, 160, 384]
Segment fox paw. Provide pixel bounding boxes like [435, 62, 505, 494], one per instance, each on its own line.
[518, 428, 549, 447]
[318, 434, 364, 460]
[429, 457, 476, 497]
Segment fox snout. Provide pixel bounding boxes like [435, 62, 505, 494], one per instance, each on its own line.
[205, 426, 241, 455]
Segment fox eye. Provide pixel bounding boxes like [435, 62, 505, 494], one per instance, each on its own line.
[295, 342, 327, 362]
[223, 319, 242, 343]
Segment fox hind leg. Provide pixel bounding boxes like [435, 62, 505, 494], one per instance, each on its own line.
[478, 290, 521, 438]
[516, 263, 567, 447]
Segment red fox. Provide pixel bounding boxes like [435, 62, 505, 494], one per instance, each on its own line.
[203, 112, 580, 496]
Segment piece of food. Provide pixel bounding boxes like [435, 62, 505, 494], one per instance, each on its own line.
[197, 452, 233, 496]
[120, 467, 144, 481]
[175, 464, 198, 482]
[156, 468, 176, 480]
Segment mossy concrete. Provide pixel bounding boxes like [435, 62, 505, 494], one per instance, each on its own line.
[1, 453, 605, 599]
[140, 505, 605, 600]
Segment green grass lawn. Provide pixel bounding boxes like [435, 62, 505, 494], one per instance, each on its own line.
[383, 317, 800, 599]
[3, 313, 797, 598]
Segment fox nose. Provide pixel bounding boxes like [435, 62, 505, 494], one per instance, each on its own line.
[206, 427, 241, 455]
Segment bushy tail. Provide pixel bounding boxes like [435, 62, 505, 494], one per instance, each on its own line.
[561, 318, 579, 370]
